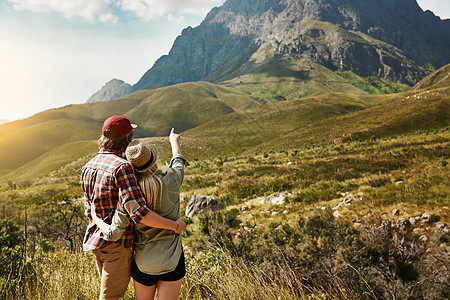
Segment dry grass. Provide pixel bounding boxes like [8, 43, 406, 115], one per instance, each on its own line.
[8, 247, 366, 300]
[17, 250, 99, 300]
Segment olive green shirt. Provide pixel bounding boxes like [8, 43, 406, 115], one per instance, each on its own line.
[104, 154, 186, 275]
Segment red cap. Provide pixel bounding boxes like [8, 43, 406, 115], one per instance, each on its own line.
[102, 116, 137, 137]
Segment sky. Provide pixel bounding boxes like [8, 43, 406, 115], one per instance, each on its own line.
[0, 0, 448, 122]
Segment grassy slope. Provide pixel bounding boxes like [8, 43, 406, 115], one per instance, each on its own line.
[4, 141, 98, 182]
[185, 80, 449, 156]
[221, 56, 369, 103]
[1, 64, 448, 181]
[126, 81, 261, 136]
[268, 87, 450, 151]
[0, 119, 100, 171]
[0, 96, 145, 138]
[184, 92, 381, 154]
[0, 95, 147, 174]
[0, 82, 259, 180]
[412, 64, 450, 90]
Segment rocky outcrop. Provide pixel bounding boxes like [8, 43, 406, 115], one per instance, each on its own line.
[87, 79, 132, 103]
[185, 195, 220, 217]
[259, 192, 292, 205]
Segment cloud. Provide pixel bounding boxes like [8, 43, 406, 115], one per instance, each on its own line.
[117, 0, 224, 21]
[7, 0, 224, 23]
[7, 0, 119, 23]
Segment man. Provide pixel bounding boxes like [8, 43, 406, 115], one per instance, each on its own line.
[81, 115, 186, 300]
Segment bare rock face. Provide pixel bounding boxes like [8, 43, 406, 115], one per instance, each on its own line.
[131, 0, 449, 91]
[185, 195, 220, 217]
[87, 79, 132, 103]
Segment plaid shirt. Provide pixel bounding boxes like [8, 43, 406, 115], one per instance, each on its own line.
[81, 149, 150, 251]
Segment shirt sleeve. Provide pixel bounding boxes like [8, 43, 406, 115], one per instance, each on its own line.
[103, 201, 129, 241]
[84, 196, 90, 218]
[115, 162, 151, 223]
[169, 154, 186, 176]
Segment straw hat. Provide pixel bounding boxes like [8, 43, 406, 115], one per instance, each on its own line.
[126, 140, 157, 172]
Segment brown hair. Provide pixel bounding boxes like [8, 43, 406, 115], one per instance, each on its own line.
[98, 130, 134, 153]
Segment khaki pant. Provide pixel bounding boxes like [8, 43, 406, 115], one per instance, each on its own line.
[92, 243, 133, 299]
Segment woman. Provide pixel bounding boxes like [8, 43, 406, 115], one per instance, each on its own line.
[91, 128, 186, 300]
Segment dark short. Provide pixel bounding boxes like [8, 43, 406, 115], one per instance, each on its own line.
[131, 251, 186, 287]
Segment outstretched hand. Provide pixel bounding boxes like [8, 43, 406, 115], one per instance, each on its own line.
[169, 128, 181, 155]
[169, 128, 180, 144]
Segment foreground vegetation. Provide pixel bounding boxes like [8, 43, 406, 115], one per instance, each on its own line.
[1, 65, 448, 299]
[1, 127, 448, 299]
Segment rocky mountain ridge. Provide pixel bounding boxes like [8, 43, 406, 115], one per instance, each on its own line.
[87, 0, 450, 102]
[133, 0, 449, 89]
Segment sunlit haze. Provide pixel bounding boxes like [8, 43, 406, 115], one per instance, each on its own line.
[0, 0, 448, 123]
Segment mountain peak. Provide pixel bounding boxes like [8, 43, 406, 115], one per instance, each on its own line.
[130, 0, 449, 93]
[86, 79, 132, 103]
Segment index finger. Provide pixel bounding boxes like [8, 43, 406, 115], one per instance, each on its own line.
[170, 128, 174, 134]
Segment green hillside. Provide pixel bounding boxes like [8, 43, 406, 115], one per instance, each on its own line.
[1, 65, 448, 181]
[185, 71, 449, 155]
[184, 88, 449, 155]
[221, 59, 368, 102]
[0, 119, 100, 172]
[184, 92, 381, 154]
[0, 96, 146, 138]
[268, 87, 450, 151]
[0, 82, 259, 180]
[4, 141, 98, 182]
[0, 95, 147, 175]
[219, 51, 410, 104]
[126, 81, 261, 136]
[412, 64, 450, 90]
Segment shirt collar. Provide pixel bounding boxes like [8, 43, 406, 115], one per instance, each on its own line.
[99, 149, 122, 156]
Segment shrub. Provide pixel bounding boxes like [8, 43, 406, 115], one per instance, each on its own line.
[368, 177, 390, 187]
[184, 176, 216, 190]
[429, 214, 441, 223]
[398, 263, 419, 282]
[0, 220, 21, 248]
[0, 246, 23, 298]
[199, 215, 210, 235]
[293, 181, 353, 204]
